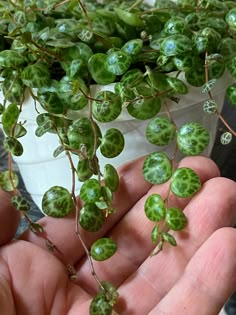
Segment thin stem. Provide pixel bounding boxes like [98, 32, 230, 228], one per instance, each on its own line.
[7, 153, 18, 195]
[217, 110, 236, 136]
[78, 0, 93, 29]
[23, 212, 76, 277]
[31, 0, 70, 11]
[62, 139, 103, 287]
[29, 40, 62, 61]
[74, 199, 103, 288]
[128, 0, 144, 11]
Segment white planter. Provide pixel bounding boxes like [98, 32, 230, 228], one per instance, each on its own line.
[0, 72, 233, 210]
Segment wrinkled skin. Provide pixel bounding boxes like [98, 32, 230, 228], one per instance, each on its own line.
[1, 156, 236, 315]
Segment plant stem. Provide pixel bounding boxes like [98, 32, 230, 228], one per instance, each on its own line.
[128, 0, 144, 11]
[74, 200, 103, 288]
[217, 111, 236, 137]
[64, 145, 103, 287]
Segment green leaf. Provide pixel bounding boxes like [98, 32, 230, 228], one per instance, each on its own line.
[79, 203, 104, 232]
[13, 123, 27, 138]
[42, 186, 73, 217]
[105, 51, 132, 76]
[92, 91, 122, 123]
[203, 100, 217, 114]
[3, 137, 23, 156]
[146, 117, 176, 146]
[161, 232, 177, 246]
[144, 194, 165, 222]
[104, 164, 119, 192]
[101, 186, 113, 204]
[0, 50, 26, 67]
[21, 63, 51, 88]
[226, 85, 236, 106]
[220, 132, 232, 145]
[127, 85, 161, 120]
[11, 195, 30, 212]
[100, 128, 124, 158]
[99, 281, 119, 306]
[29, 222, 44, 233]
[202, 79, 217, 93]
[90, 238, 117, 261]
[67, 117, 100, 157]
[142, 152, 172, 184]
[177, 122, 210, 156]
[166, 207, 187, 231]
[80, 178, 102, 203]
[121, 39, 143, 56]
[0, 171, 19, 191]
[76, 159, 93, 182]
[88, 53, 116, 85]
[151, 225, 160, 244]
[1, 103, 19, 136]
[89, 293, 112, 315]
[53, 145, 65, 158]
[170, 167, 201, 198]
[160, 34, 192, 56]
[115, 8, 144, 27]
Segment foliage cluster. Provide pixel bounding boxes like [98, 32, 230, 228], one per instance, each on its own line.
[0, 0, 236, 313]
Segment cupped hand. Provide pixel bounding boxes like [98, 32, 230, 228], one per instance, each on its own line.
[1, 156, 236, 315]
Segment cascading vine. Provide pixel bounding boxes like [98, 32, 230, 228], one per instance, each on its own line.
[0, 0, 236, 314]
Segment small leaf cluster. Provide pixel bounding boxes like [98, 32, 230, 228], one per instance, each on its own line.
[144, 159, 201, 252]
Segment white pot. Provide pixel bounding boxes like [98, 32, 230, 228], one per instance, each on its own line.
[0, 72, 233, 210]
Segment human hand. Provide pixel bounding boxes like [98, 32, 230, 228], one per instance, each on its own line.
[0, 156, 236, 315]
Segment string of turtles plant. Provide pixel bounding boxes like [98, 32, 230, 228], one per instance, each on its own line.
[0, 0, 236, 314]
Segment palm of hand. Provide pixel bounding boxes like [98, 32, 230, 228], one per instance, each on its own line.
[1, 156, 236, 315]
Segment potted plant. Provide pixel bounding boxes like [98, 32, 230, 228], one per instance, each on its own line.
[0, 0, 236, 313]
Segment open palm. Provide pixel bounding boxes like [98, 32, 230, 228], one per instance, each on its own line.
[1, 156, 236, 315]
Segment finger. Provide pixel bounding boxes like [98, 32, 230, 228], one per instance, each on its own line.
[149, 228, 236, 315]
[74, 157, 221, 293]
[0, 189, 21, 246]
[19, 156, 152, 263]
[114, 176, 236, 314]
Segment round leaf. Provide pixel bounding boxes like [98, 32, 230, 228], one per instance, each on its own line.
[127, 86, 161, 120]
[89, 293, 112, 315]
[142, 152, 172, 184]
[92, 91, 122, 123]
[90, 238, 117, 261]
[0, 171, 19, 191]
[3, 137, 23, 156]
[100, 128, 124, 158]
[79, 203, 104, 232]
[166, 207, 187, 231]
[42, 186, 73, 217]
[177, 122, 210, 156]
[105, 51, 132, 76]
[144, 194, 165, 222]
[11, 195, 30, 212]
[146, 117, 176, 146]
[88, 53, 116, 85]
[21, 63, 50, 88]
[80, 178, 102, 203]
[170, 167, 201, 198]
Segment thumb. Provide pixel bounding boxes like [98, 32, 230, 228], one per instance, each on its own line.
[0, 189, 21, 246]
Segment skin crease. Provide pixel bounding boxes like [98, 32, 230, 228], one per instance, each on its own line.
[0, 156, 236, 315]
